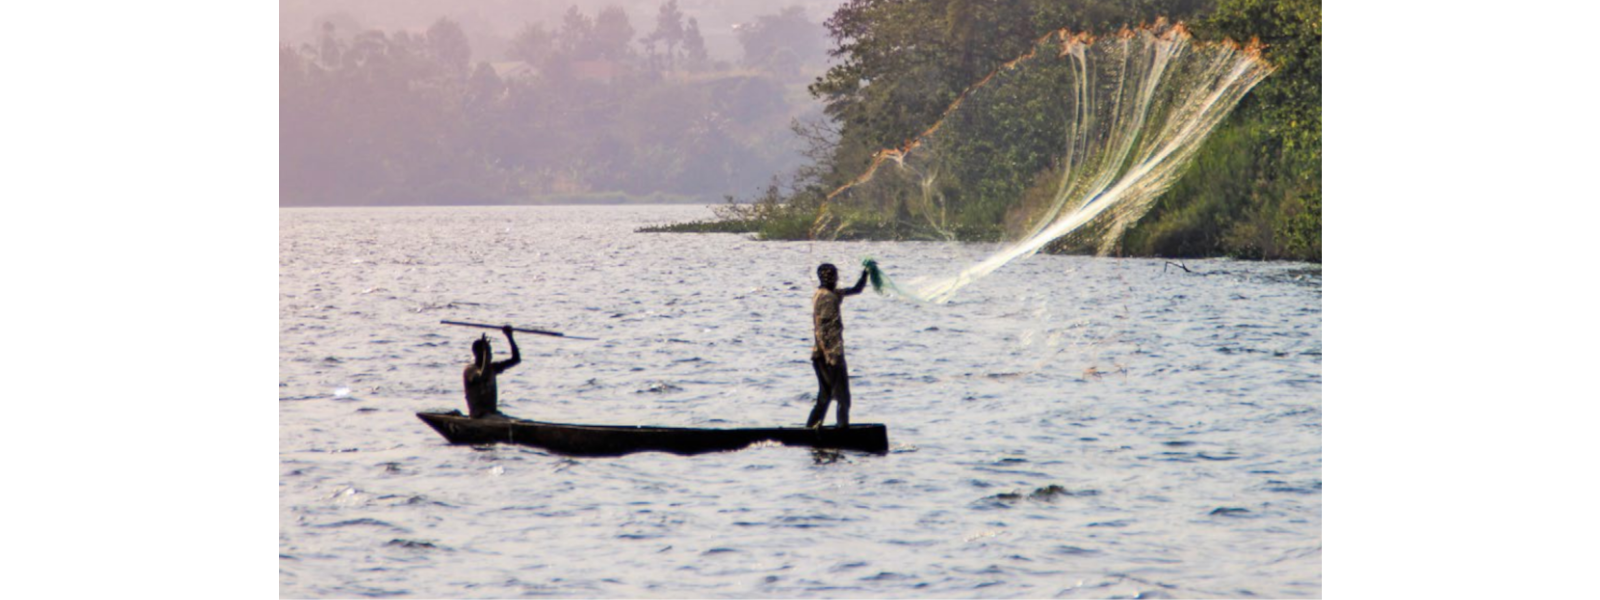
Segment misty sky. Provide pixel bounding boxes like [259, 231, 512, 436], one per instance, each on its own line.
[281, 0, 846, 65]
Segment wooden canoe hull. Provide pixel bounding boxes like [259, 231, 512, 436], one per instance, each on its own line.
[416, 411, 889, 456]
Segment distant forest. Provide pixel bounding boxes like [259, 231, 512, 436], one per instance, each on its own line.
[280, 1, 832, 206]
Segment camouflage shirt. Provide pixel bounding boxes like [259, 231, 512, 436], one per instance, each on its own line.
[813, 287, 846, 365]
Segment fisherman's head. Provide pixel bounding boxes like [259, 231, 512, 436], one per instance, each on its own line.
[817, 263, 838, 289]
[471, 335, 490, 364]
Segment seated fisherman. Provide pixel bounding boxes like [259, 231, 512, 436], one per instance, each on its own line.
[463, 325, 521, 418]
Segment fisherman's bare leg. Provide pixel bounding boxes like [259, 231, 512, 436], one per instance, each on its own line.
[833, 358, 851, 429]
[806, 353, 834, 428]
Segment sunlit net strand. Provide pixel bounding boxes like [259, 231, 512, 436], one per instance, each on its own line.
[830, 25, 1273, 304]
[918, 43, 1270, 303]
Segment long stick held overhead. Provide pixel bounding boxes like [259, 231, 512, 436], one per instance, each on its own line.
[440, 320, 598, 341]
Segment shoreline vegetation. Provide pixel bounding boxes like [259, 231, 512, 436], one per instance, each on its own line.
[281, 192, 720, 208]
[645, 0, 1321, 263]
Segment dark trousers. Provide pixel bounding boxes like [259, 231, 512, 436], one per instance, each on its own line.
[807, 354, 851, 428]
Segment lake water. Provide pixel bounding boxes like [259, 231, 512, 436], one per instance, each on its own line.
[279, 205, 1321, 598]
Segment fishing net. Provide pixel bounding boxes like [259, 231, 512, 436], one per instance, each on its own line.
[859, 256, 921, 300]
[824, 23, 1273, 303]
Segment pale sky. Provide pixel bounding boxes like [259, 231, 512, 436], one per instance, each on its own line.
[280, 0, 846, 63]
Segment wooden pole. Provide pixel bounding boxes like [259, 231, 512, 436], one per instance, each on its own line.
[439, 320, 598, 341]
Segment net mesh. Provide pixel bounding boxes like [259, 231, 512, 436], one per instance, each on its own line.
[822, 24, 1273, 303]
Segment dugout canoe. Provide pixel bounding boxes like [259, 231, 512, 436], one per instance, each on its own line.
[416, 411, 889, 456]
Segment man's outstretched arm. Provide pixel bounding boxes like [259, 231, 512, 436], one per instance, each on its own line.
[840, 269, 870, 297]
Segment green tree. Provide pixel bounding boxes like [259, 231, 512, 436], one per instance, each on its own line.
[644, 0, 686, 70]
[593, 6, 636, 60]
[737, 6, 825, 79]
[507, 23, 554, 64]
[811, 0, 1211, 181]
[427, 17, 472, 71]
[1122, 0, 1320, 260]
[682, 17, 710, 71]
[558, 6, 595, 58]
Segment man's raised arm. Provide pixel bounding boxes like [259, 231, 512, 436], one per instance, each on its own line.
[494, 325, 522, 373]
[841, 268, 870, 297]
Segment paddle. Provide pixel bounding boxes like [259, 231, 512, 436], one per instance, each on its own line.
[440, 320, 599, 341]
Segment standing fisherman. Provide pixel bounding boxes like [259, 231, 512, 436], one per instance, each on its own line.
[807, 262, 871, 428]
[463, 325, 521, 418]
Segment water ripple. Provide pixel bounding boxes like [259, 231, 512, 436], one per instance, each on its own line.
[280, 206, 1321, 598]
